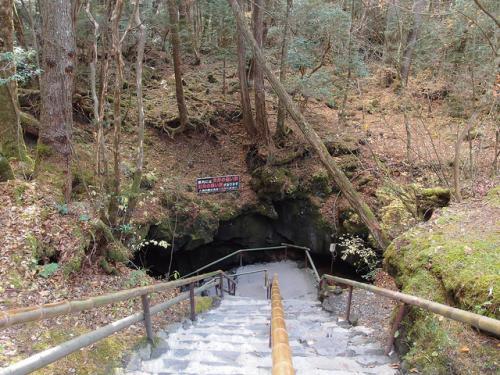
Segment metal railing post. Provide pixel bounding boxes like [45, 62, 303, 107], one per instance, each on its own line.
[345, 286, 353, 322]
[239, 253, 243, 267]
[189, 282, 196, 321]
[304, 251, 308, 268]
[140, 295, 154, 342]
[284, 246, 287, 260]
[385, 303, 407, 355]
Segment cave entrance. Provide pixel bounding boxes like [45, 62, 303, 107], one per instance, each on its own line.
[133, 199, 367, 281]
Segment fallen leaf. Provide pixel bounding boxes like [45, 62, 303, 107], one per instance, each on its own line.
[459, 346, 470, 353]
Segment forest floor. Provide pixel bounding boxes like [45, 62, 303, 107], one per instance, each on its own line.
[1, 53, 498, 374]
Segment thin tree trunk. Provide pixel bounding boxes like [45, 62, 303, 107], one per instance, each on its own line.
[401, 0, 426, 86]
[0, 0, 30, 166]
[493, 126, 499, 177]
[228, 0, 389, 251]
[236, 0, 257, 137]
[108, 0, 125, 226]
[167, 0, 189, 135]
[131, 3, 146, 196]
[383, 0, 401, 70]
[339, 0, 355, 123]
[252, 0, 272, 147]
[37, 0, 76, 202]
[275, 0, 292, 140]
[453, 112, 478, 202]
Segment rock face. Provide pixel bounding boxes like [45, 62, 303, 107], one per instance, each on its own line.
[137, 199, 334, 277]
[384, 191, 499, 374]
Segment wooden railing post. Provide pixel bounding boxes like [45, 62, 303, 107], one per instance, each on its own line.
[189, 282, 196, 321]
[141, 295, 154, 342]
[385, 303, 407, 355]
[345, 286, 353, 322]
[219, 274, 224, 298]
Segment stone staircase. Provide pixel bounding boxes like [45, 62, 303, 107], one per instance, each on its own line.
[125, 295, 398, 374]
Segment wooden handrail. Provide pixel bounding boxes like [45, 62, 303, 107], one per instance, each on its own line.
[0, 270, 220, 329]
[0, 279, 218, 375]
[270, 275, 295, 375]
[321, 274, 500, 338]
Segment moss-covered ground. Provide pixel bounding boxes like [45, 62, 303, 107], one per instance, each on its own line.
[385, 187, 499, 374]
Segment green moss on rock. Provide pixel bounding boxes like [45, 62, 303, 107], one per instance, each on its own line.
[384, 194, 499, 373]
[250, 166, 299, 200]
[0, 153, 14, 182]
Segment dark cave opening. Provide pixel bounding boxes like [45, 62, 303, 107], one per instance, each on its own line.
[133, 199, 369, 281]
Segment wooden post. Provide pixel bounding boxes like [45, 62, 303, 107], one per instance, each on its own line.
[141, 295, 154, 342]
[345, 286, 353, 322]
[385, 303, 407, 355]
[189, 282, 196, 321]
[219, 274, 224, 298]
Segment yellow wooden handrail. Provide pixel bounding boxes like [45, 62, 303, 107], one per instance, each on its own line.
[270, 274, 295, 375]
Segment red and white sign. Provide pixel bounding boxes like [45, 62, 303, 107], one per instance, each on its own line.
[196, 175, 240, 194]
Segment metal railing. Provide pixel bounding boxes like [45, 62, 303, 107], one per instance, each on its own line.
[320, 274, 500, 354]
[270, 275, 295, 375]
[0, 270, 235, 375]
[182, 243, 321, 284]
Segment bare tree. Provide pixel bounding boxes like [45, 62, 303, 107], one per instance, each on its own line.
[131, 1, 147, 200]
[453, 112, 478, 201]
[401, 0, 427, 86]
[236, 0, 257, 138]
[275, 0, 292, 140]
[252, 0, 272, 147]
[37, 0, 76, 202]
[0, 0, 30, 169]
[166, 0, 189, 136]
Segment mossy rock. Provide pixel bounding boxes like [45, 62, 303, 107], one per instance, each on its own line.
[415, 187, 450, 219]
[0, 154, 14, 182]
[384, 197, 500, 374]
[324, 136, 360, 157]
[250, 166, 299, 200]
[339, 209, 369, 238]
[309, 169, 332, 197]
[335, 154, 361, 177]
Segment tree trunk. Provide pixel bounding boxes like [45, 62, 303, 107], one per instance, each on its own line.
[131, 3, 146, 200]
[453, 112, 478, 202]
[383, 0, 401, 72]
[227, 0, 389, 251]
[0, 0, 29, 166]
[167, 0, 189, 135]
[400, 0, 426, 86]
[107, 0, 125, 226]
[236, 0, 257, 138]
[37, 0, 76, 202]
[275, 0, 292, 140]
[252, 0, 272, 147]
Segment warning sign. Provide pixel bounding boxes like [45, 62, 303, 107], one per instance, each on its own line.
[196, 175, 240, 194]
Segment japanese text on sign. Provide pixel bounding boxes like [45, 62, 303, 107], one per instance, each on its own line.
[196, 175, 240, 194]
